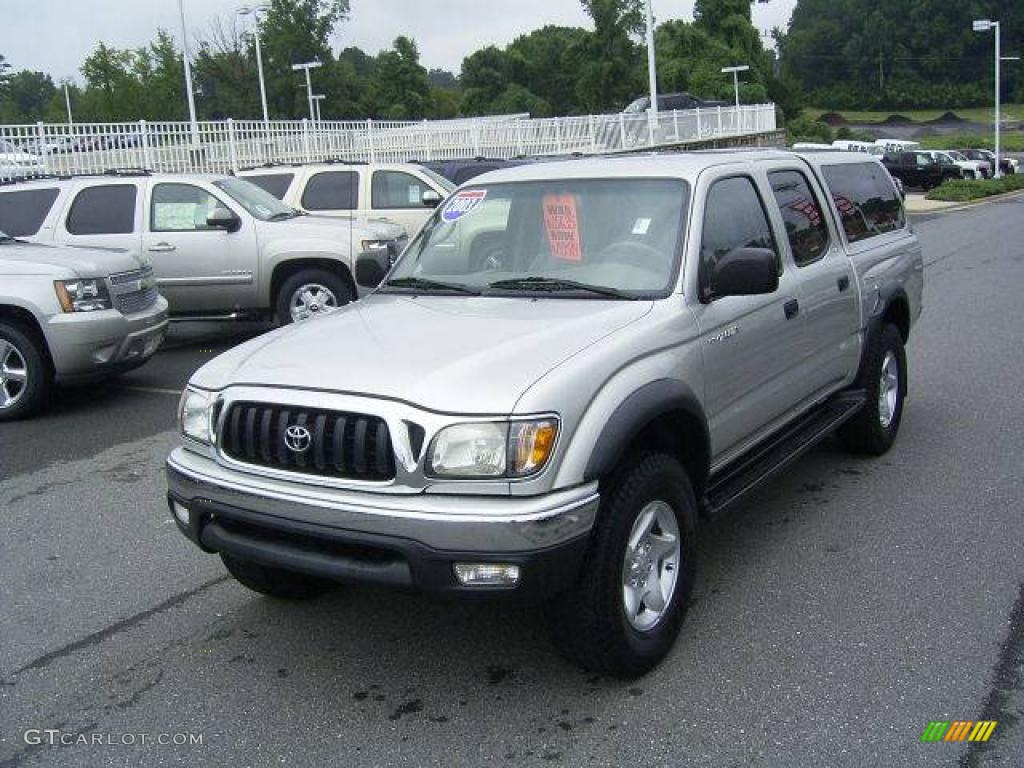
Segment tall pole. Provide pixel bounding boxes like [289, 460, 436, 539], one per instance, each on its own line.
[292, 62, 321, 121]
[63, 83, 73, 125]
[178, 0, 199, 147]
[733, 70, 740, 109]
[994, 21, 1001, 178]
[239, 6, 270, 123]
[644, 0, 658, 146]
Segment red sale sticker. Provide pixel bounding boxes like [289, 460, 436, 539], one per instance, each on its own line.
[543, 194, 582, 261]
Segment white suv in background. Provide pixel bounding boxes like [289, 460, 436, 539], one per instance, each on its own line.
[238, 162, 455, 236]
[0, 172, 406, 324]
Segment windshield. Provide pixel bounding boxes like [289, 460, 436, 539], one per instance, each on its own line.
[213, 177, 297, 221]
[418, 166, 456, 194]
[385, 178, 689, 299]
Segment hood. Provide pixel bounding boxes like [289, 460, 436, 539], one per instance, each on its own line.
[259, 214, 404, 242]
[0, 240, 147, 277]
[191, 293, 652, 413]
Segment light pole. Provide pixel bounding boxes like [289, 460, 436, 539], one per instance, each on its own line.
[291, 61, 322, 121]
[63, 83, 73, 125]
[644, 0, 658, 146]
[238, 4, 270, 123]
[973, 19, 1003, 177]
[178, 0, 200, 147]
[721, 65, 750, 110]
[312, 94, 325, 123]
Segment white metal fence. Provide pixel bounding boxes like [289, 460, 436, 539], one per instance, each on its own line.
[0, 105, 776, 182]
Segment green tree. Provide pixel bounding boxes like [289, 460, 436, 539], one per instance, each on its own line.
[0, 70, 57, 122]
[575, 0, 644, 111]
[460, 46, 512, 115]
[367, 36, 431, 119]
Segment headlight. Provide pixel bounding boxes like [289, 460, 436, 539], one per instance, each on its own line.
[360, 239, 390, 252]
[54, 278, 112, 312]
[178, 388, 215, 445]
[427, 418, 558, 479]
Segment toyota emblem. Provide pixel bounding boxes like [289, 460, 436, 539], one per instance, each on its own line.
[284, 425, 312, 453]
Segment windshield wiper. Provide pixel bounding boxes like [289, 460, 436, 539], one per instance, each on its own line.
[384, 276, 482, 295]
[487, 276, 634, 299]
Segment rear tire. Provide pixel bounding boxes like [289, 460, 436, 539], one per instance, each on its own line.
[544, 453, 697, 678]
[838, 323, 906, 455]
[0, 320, 51, 422]
[220, 553, 335, 600]
[274, 268, 352, 325]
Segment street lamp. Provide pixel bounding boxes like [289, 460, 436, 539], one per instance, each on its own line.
[177, 0, 200, 147]
[644, 0, 658, 146]
[63, 83, 73, 125]
[238, 4, 270, 123]
[721, 65, 750, 110]
[312, 94, 325, 123]
[973, 19, 1007, 177]
[291, 61, 322, 121]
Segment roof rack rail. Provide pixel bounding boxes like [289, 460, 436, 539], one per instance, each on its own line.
[101, 167, 152, 176]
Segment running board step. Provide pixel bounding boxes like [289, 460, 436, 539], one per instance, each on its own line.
[703, 390, 866, 516]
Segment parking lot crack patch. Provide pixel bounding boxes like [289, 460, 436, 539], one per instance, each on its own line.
[960, 582, 1024, 767]
[10, 575, 230, 677]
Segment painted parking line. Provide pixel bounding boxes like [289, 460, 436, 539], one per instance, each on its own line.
[113, 385, 183, 396]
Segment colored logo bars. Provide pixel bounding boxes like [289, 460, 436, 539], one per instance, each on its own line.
[921, 721, 997, 743]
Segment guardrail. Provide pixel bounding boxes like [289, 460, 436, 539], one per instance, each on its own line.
[0, 105, 776, 181]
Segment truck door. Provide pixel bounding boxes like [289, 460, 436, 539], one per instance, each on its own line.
[765, 165, 860, 399]
[689, 171, 808, 461]
[369, 169, 443, 236]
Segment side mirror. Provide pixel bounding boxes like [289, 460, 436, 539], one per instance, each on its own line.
[207, 206, 241, 233]
[355, 249, 391, 289]
[707, 247, 779, 300]
[421, 190, 443, 209]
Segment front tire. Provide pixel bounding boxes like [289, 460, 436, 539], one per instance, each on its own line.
[838, 323, 906, 455]
[274, 268, 352, 325]
[0, 320, 51, 422]
[545, 453, 697, 678]
[220, 553, 335, 600]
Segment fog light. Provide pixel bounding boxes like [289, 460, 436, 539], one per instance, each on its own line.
[453, 563, 521, 586]
[171, 501, 189, 526]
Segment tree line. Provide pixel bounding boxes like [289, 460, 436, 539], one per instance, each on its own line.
[0, 0, 779, 125]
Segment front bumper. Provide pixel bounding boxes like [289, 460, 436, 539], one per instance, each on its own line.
[166, 447, 598, 597]
[46, 297, 169, 384]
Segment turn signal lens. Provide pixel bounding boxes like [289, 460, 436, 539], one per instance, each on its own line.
[509, 419, 558, 477]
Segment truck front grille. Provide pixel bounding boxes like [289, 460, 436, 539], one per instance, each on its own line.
[219, 402, 396, 482]
[116, 285, 160, 315]
[110, 266, 160, 315]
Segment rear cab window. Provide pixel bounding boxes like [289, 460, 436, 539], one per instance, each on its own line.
[66, 184, 138, 235]
[820, 162, 904, 244]
[0, 187, 60, 237]
[244, 173, 295, 201]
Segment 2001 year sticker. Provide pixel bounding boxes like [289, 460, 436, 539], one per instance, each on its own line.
[442, 189, 488, 222]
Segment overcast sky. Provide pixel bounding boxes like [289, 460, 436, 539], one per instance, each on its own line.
[3, 0, 797, 82]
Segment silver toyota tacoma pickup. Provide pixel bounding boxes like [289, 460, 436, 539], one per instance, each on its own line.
[0, 230, 168, 420]
[166, 151, 923, 677]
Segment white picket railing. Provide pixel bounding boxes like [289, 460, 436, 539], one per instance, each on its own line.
[0, 105, 776, 182]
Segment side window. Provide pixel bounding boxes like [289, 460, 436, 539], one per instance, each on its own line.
[700, 176, 778, 298]
[768, 170, 830, 267]
[66, 184, 137, 235]
[0, 188, 60, 237]
[244, 173, 294, 200]
[822, 162, 905, 244]
[371, 171, 433, 209]
[151, 183, 225, 232]
[301, 171, 357, 211]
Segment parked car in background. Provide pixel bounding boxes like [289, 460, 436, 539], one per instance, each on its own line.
[831, 140, 884, 155]
[943, 150, 988, 179]
[881, 150, 961, 190]
[419, 157, 537, 186]
[0, 140, 44, 181]
[0, 171, 406, 325]
[0, 228, 168, 420]
[971, 149, 1017, 176]
[623, 92, 728, 113]
[239, 162, 454, 237]
[921, 150, 982, 180]
[954, 149, 994, 178]
[167, 150, 921, 678]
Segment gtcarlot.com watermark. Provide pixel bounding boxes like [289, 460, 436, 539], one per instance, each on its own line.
[24, 729, 203, 747]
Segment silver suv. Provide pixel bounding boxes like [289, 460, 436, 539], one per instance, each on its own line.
[0, 172, 406, 325]
[167, 151, 922, 677]
[0, 229, 168, 420]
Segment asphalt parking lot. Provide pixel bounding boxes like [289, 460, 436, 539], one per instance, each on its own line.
[2, 195, 1023, 767]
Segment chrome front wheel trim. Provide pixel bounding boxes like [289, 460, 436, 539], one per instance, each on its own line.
[622, 500, 681, 632]
[878, 350, 899, 429]
[0, 338, 29, 410]
[289, 283, 338, 323]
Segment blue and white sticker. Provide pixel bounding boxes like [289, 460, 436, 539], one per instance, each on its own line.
[442, 189, 488, 223]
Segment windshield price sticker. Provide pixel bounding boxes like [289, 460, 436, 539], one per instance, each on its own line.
[543, 194, 583, 261]
[442, 189, 488, 223]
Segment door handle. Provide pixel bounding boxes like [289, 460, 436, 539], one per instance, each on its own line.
[148, 242, 176, 253]
[784, 298, 800, 319]
[837, 275, 850, 293]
